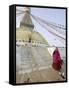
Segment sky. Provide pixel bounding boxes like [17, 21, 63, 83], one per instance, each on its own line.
[16, 6, 66, 47]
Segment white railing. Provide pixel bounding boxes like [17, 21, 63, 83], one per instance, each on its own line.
[16, 40, 65, 48]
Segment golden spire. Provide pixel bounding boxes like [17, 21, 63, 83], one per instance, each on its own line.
[20, 7, 34, 31]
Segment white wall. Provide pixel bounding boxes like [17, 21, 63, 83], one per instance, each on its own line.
[0, 0, 69, 89]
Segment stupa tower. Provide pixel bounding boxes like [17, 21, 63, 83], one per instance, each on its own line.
[20, 7, 34, 31]
[16, 7, 52, 83]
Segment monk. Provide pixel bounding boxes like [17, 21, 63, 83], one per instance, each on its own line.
[52, 47, 65, 79]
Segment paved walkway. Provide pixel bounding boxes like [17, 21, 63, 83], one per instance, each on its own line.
[16, 65, 66, 83]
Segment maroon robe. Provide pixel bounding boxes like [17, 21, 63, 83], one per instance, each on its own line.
[52, 49, 63, 71]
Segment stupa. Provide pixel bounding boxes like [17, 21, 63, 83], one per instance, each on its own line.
[16, 7, 64, 83]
